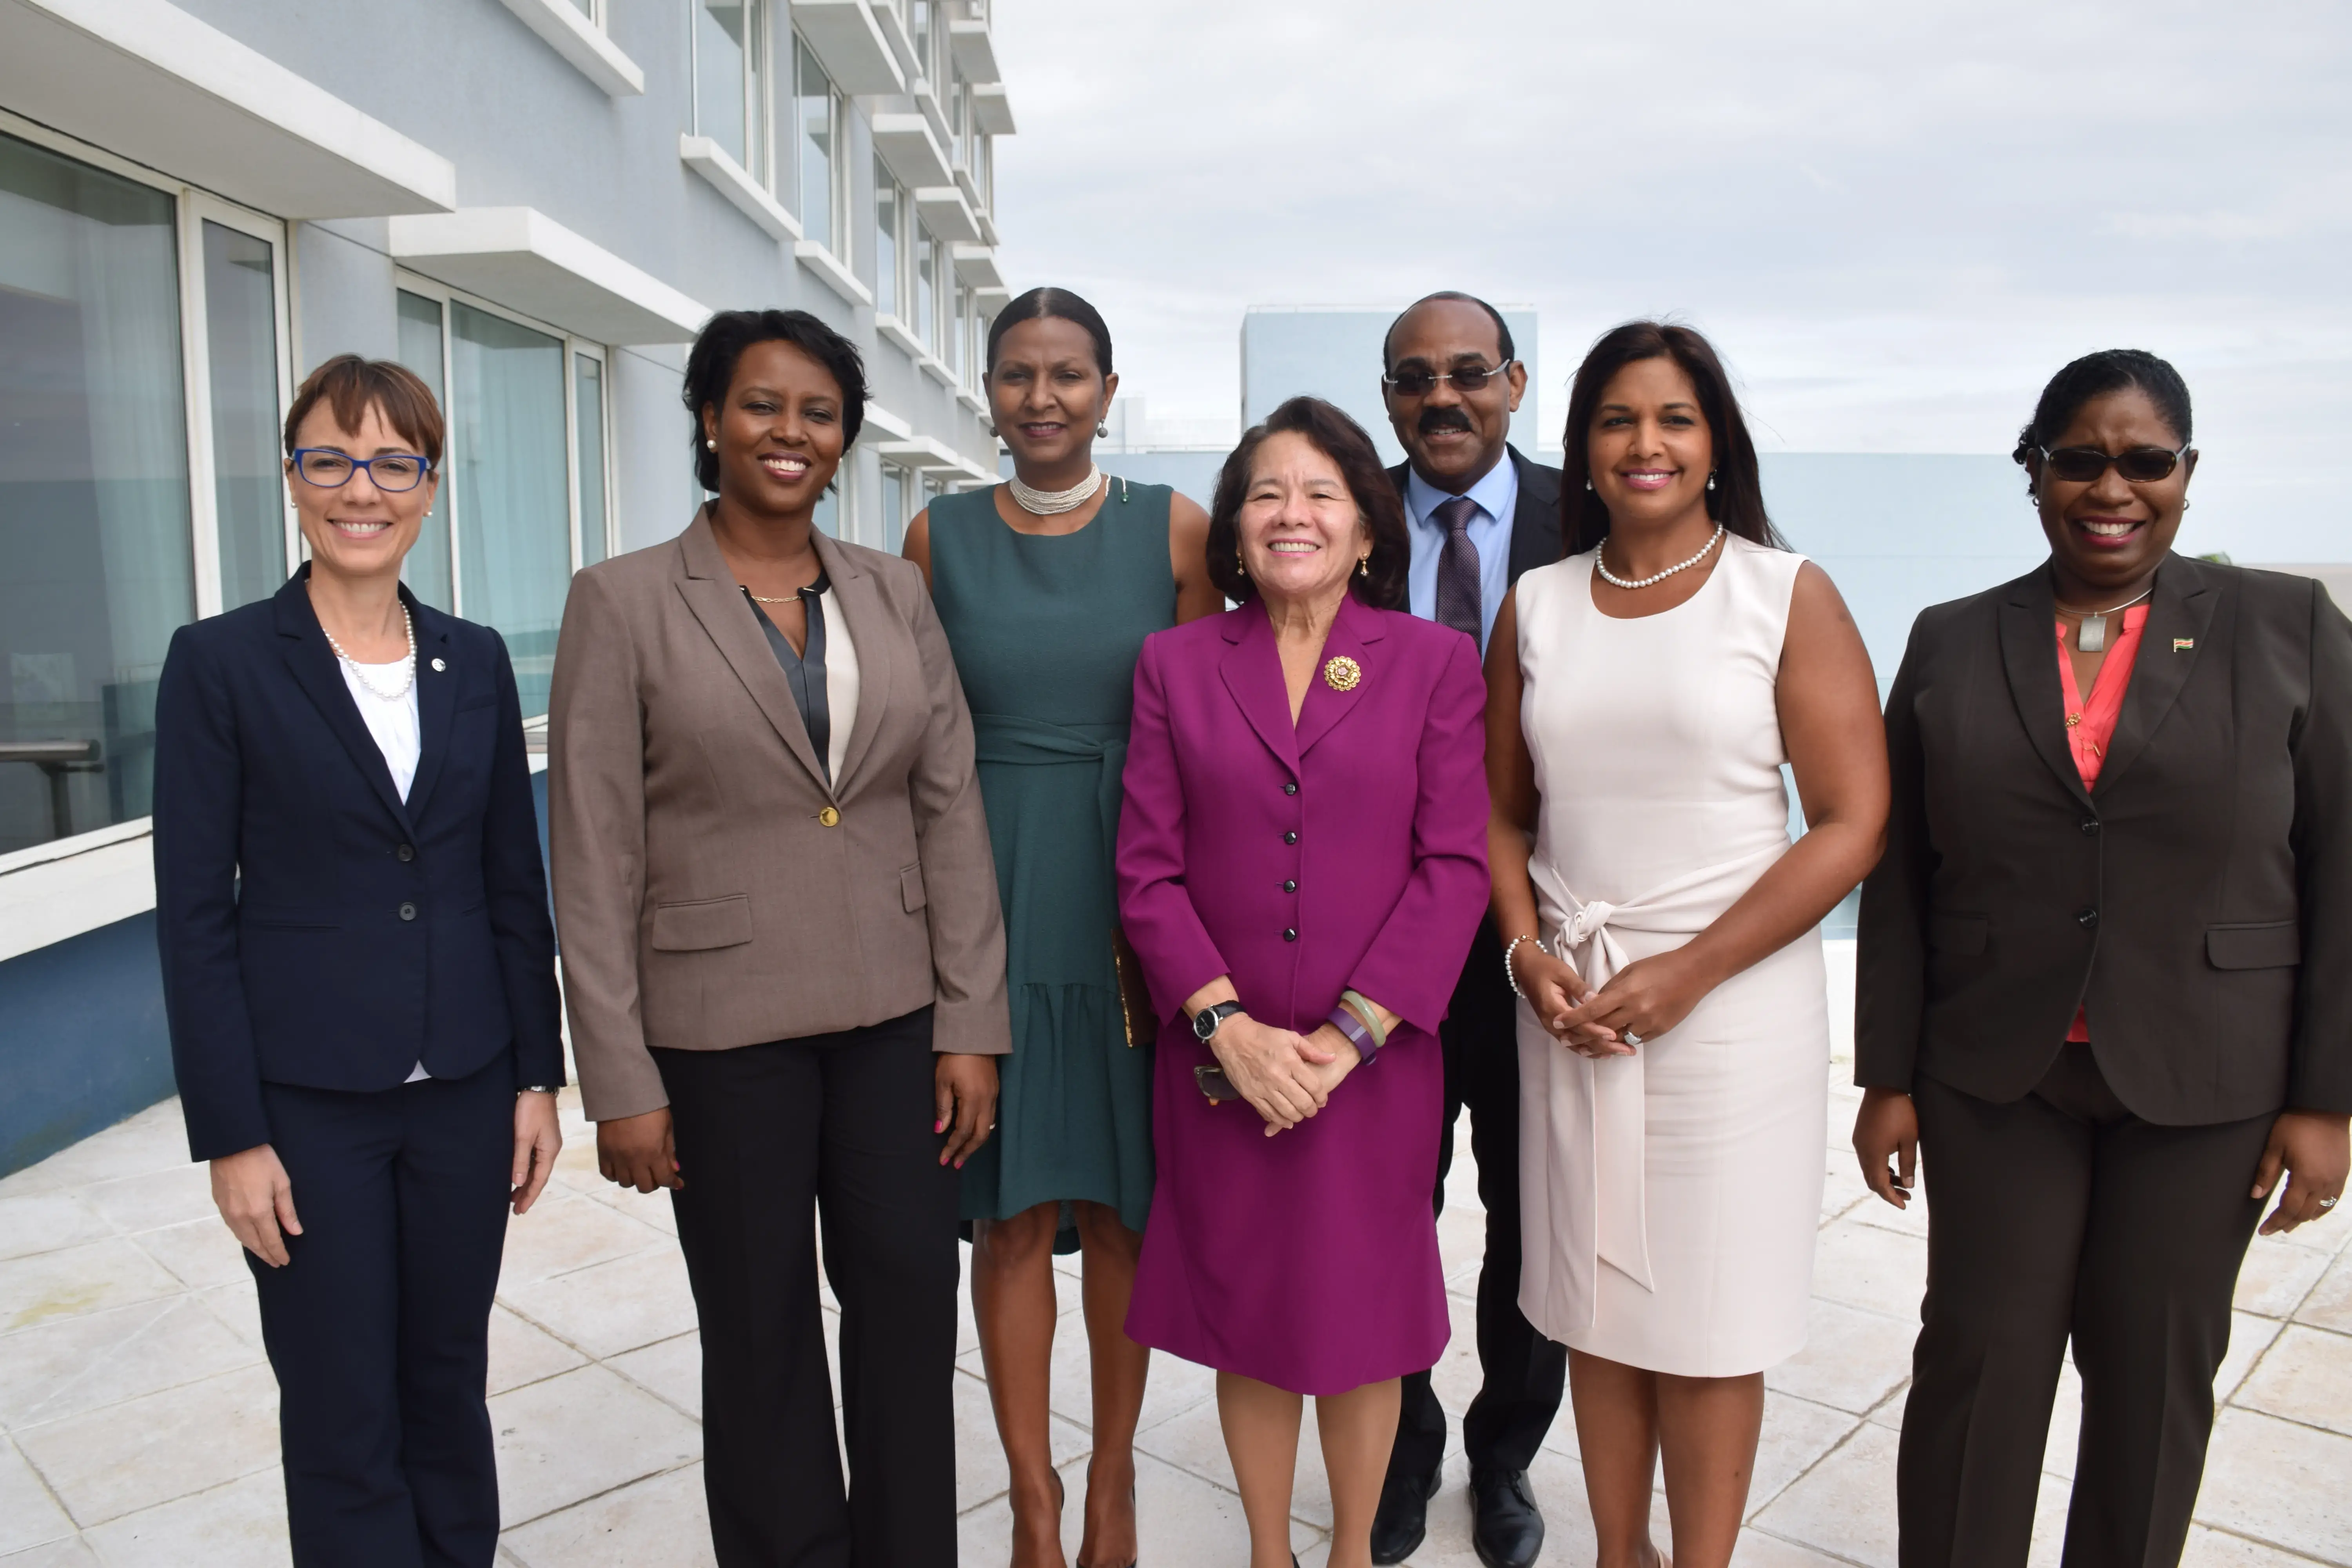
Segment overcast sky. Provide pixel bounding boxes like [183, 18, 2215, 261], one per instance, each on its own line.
[989, 1, 2352, 561]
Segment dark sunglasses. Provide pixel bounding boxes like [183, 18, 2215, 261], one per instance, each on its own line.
[1382, 361, 1515, 399]
[2035, 443, 2192, 484]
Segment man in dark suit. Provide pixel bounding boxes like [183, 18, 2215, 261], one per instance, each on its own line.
[1371, 292, 1565, 1568]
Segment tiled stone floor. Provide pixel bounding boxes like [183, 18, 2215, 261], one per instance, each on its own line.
[4, 947, 2350, 1565]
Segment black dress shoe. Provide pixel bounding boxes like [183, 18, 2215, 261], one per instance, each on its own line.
[1469, 1468, 1544, 1568]
[1368, 1466, 1441, 1564]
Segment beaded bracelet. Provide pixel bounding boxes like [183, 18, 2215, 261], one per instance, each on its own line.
[1502, 934, 1542, 998]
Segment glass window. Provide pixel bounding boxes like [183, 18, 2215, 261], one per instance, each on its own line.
[449, 304, 569, 718]
[202, 221, 285, 611]
[574, 353, 608, 568]
[945, 282, 964, 382]
[975, 134, 992, 211]
[909, 0, 931, 79]
[393, 289, 454, 610]
[697, 0, 765, 182]
[0, 131, 192, 854]
[915, 227, 936, 351]
[569, 0, 594, 16]
[873, 160, 900, 318]
[879, 463, 908, 554]
[949, 67, 968, 168]
[795, 37, 836, 253]
[813, 475, 838, 537]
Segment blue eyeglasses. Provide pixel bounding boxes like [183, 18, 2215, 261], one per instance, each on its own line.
[289, 448, 435, 492]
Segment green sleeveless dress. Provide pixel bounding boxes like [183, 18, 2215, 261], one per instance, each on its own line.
[930, 478, 1176, 1250]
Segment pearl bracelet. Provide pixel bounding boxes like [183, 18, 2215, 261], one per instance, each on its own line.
[1502, 934, 1542, 999]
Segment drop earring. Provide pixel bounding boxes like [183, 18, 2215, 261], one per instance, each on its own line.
[1585, 479, 1594, 492]
[1707, 471, 1717, 492]
[1357, 554, 1370, 577]
[1097, 421, 1110, 439]
[983, 419, 997, 436]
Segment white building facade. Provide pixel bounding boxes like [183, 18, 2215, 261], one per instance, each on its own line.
[0, 0, 1014, 1172]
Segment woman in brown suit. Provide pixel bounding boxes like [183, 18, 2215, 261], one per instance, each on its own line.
[547, 309, 1010, 1567]
[1854, 348, 2350, 1566]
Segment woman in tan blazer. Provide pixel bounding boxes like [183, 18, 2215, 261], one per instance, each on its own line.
[547, 309, 1010, 1568]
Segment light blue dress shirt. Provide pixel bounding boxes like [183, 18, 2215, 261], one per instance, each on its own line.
[1404, 455, 1519, 655]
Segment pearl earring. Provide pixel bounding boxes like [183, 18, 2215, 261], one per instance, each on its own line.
[984, 419, 997, 436]
[1706, 471, 1717, 492]
[1585, 479, 1594, 492]
[1357, 555, 1370, 577]
[705, 438, 717, 451]
[1097, 421, 1110, 439]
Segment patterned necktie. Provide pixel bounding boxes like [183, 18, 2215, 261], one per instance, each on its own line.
[1432, 495, 1483, 643]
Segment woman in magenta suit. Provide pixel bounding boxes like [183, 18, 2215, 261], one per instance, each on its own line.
[1117, 396, 1491, 1568]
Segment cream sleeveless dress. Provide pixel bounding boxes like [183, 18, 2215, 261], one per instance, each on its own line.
[1513, 534, 1828, 1377]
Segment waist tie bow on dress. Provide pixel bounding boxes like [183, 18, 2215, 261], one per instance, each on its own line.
[1515, 841, 1787, 1339]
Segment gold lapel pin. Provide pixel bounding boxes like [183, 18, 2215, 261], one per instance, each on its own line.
[2172, 638, 2194, 652]
[1323, 655, 1361, 692]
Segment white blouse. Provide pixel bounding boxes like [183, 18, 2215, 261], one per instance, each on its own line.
[339, 656, 428, 1082]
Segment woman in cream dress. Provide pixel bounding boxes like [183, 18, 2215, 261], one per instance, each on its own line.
[1484, 323, 1887, 1568]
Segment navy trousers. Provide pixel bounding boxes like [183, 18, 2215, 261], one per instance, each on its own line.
[250, 1057, 514, 1568]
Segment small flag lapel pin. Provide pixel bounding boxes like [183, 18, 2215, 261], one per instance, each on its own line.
[2172, 638, 2194, 652]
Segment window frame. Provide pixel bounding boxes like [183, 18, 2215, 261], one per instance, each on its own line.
[792, 32, 848, 260]
[0, 107, 296, 864]
[691, 0, 773, 189]
[388, 272, 613, 605]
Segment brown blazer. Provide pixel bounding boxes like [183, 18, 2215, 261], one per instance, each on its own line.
[548, 510, 1011, 1122]
[1857, 554, 2352, 1123]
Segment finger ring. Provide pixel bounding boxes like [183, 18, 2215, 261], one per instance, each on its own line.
[1622, 1029, 1643, 1047]
[2322, 1195, 2340, 1210]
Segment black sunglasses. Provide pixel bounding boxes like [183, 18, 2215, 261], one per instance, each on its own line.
[2035, 443, 2192, 484]
[1382, 361, 1515, 399]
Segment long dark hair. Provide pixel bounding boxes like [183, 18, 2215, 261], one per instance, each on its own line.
[1205, 397, 1410, 610]
[1558, 321, 1782, 556]
[683, 309, 868, 493]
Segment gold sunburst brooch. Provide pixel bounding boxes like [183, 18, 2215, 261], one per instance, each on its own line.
[1323, 655, 1361, 692]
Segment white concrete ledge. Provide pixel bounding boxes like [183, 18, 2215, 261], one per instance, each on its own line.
[950, 243, 1002, 290]
[947, 20, 1000, 85]
[0, 827, 154, 964]
[871, 113, 952, 192]
[0, 0, 456, 216]
[917, 354, 958, 388]
[972, 82, 1016, 136]
[390, 207, 710, 344]
[863, 401, 914, 441]
[914, 186, 978, 243]
[974, 283, 1011, 312]
[794, 240, 873, 307]
[496, 0, 645, 96]
[869, 434, 967, 472]
[680, 134, 802, 243]
[874, 313, 926, 360]
[794, 0, 904, 95]
[955, 386, 986, 414]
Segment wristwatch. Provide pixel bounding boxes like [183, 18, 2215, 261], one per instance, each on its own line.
[1191, 1000, 1247, 1043]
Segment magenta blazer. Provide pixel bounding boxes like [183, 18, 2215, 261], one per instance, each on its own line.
[1114, 593, 1491, 1392]
[1116, 595, 1491, 1036]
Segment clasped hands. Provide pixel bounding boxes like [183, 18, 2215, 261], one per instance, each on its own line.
[1511, 940, 1710, 1059]
[1211, 1014, 1360, 1137]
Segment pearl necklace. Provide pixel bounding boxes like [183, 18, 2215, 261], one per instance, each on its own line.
[323, 604, 417, 700]
[1008, 463, 1104, 516]
[1596, 523, 1724, 590]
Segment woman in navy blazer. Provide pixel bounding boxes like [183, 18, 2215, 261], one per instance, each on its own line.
[154, 356, 563, 1568]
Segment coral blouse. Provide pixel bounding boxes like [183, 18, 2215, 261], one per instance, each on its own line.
[2058, 603, 2149, 1041]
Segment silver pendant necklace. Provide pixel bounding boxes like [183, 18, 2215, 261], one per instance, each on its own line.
[2057, 585, 2153, 654]
[323, 604, 417, 700]
[1007, 463, 1104, 516]
[1595, 523, 1724, 590]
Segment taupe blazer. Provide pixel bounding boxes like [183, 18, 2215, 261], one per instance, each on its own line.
[1857, 554, 2352, 1123]
[549, 510, 1011, 1122]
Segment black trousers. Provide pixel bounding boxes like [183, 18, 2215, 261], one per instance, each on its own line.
[1901, 1045, 2273, 1568]
[657, 1008, 960, 1568]
[1390, 918, 1568, 1485]
[252, 1057, 515, 1568]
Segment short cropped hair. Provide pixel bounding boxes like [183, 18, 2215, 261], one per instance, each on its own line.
[282, 355, 444, 468]
[1382, 291, 1515, 374]
[1205, 397, 1410, 610]
[683, 309, 868, 493]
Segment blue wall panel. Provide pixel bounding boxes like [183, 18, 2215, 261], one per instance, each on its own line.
[0, 912, 174, 1177]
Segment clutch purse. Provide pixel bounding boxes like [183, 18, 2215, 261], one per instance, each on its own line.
[1194, 1064, 1242, 1102]
[1111, 926, 1158, 1049]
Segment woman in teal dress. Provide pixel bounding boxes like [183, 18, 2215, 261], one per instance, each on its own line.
[906, 288, 1221, 1568]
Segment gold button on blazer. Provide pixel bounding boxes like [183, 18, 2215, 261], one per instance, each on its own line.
[548, 510, 1011, 1122]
